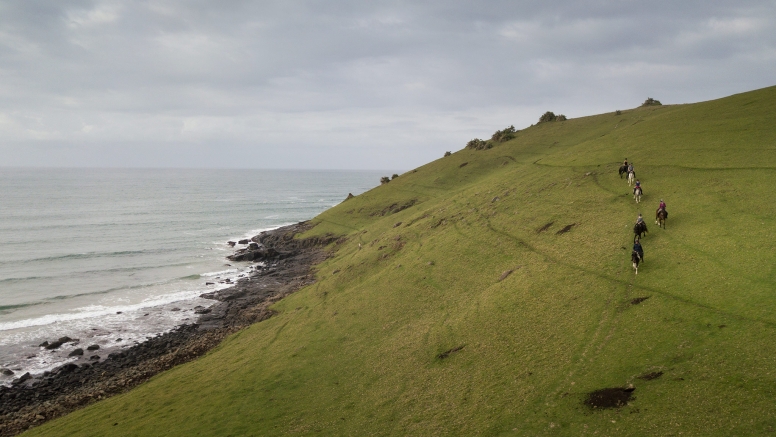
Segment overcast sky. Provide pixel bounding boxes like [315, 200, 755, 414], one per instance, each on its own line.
[1, 1, 774, 170]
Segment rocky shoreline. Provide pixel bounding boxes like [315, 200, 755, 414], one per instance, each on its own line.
[0, 222, 339, 437]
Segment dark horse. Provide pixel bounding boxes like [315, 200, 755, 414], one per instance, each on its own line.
[656, 209, 667, 229]
[632, 250, 641, 274]
[619, 164, 628, 178]
[634, 222, 648, 242]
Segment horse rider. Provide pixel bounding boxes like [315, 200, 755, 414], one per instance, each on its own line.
[656, 199, 667, 218]
[623, 158, 629, 167]
[633, 239, 644, 261]
[628, 163, 634, 173]
[636, 213, 644, 225]
[633, 179, 642, 194]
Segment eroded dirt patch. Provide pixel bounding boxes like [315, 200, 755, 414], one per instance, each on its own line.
[631, 297, 650, 305]
[556, 223, 576, 235]
[537, 222, 554, 233]
[371, 199, 417, 217]
[584, 387, 635, 409]
[637, 371, 663, 381]
[437, 345, 465, 360]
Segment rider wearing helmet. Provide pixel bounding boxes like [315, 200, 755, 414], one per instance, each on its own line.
[634, 179, 642, 195]
[636, 213, 644, 225]
[656, 199, 667, 219]
[628, 163, 634, 173]
[633, 239, 644, 261]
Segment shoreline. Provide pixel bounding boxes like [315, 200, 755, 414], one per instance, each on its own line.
[0, 221, 338, 437]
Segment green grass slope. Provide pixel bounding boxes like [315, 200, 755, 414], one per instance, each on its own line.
[26, 86, 776, 436]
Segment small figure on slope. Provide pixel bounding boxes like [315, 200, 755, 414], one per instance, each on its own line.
[633, 180, 642, 195]
[656, 199, 667, 218]
[633, 239, 644, 262]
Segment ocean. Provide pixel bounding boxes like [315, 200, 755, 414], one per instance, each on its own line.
[0, 168, 385, 384]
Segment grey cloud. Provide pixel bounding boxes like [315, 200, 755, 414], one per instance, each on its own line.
[0, 0, 774, 169]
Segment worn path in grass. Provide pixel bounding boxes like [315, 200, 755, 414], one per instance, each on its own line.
[23, 86, 776, 436]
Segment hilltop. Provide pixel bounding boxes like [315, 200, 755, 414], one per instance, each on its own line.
[21, 85, 776, 436]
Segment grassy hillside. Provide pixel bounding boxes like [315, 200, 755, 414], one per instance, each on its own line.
[26, 86, 776, 436]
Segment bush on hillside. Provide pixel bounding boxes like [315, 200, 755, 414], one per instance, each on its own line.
[380, 176, 390, 184]
[615, 110, 622, 115]
[444, 151, 452, 157]
[538, 111, 567, 123]
[466, 138, 492, 150]
[391, 174, 399, 180]
[491, 125, 517, 143]
[641, 98, 662, 106]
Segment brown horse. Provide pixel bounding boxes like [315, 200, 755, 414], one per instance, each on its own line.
[619, 164, 628, 178]
[656, 209, 667, 229]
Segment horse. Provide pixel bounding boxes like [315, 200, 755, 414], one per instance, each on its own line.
[618, 164, 628, 178]
[633, 186, 642, 203]
[627, 171, 636, 186]
[632, 250, 641, 274]
[634, 222, 648, 241]
[655, 208, 667, 229]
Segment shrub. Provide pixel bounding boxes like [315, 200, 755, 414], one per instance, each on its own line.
[641, 98, 662, 106]
[615, 110, 622, 115]
[538, 111, 566, 123]
[391, 174, 399, 180]
[466, 138, 491, 150]
[491, 125, 517, 143]
[444, 151, 452, 157]
[380, 176, 390, 184]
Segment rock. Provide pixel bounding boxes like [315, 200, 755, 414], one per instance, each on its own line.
[194, 306, 211, 315]
[491, 196, 500, 202]
[38, 341, 49, 348]
[170, 307, 181, 312]
[116, 311, 122, 314]
[58, 336, 72, 343]
[248, 242, 259, 250]
[90, 355, 100, 361]
[45, 341, 64, 350]
[68, 348, 84, 357]
[57, 364, 78, 374]
[87, 344, 100, 351]
[1, 368, 14, 376]
[205, 282, 214, 285]
[238, 239, 250, 245]
[12, 372, 31, 385]
[35, 415, 45, 421]
[344, 193, 355, 201]
[227, 241, 236, 247]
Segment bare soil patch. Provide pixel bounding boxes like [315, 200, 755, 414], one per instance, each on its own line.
[631, 297, 650, 305]
[584, 387, 635, 409]
[437, 345, 465, 360]
[556, 223, 576, 235]
[536, 222, 554, 233]
[637, 371, 663, 381]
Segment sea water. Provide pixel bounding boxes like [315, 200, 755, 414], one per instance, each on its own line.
[0, 168, 385, 383]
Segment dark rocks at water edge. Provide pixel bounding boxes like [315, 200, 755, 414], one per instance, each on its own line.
[0, 221, 336, 437]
